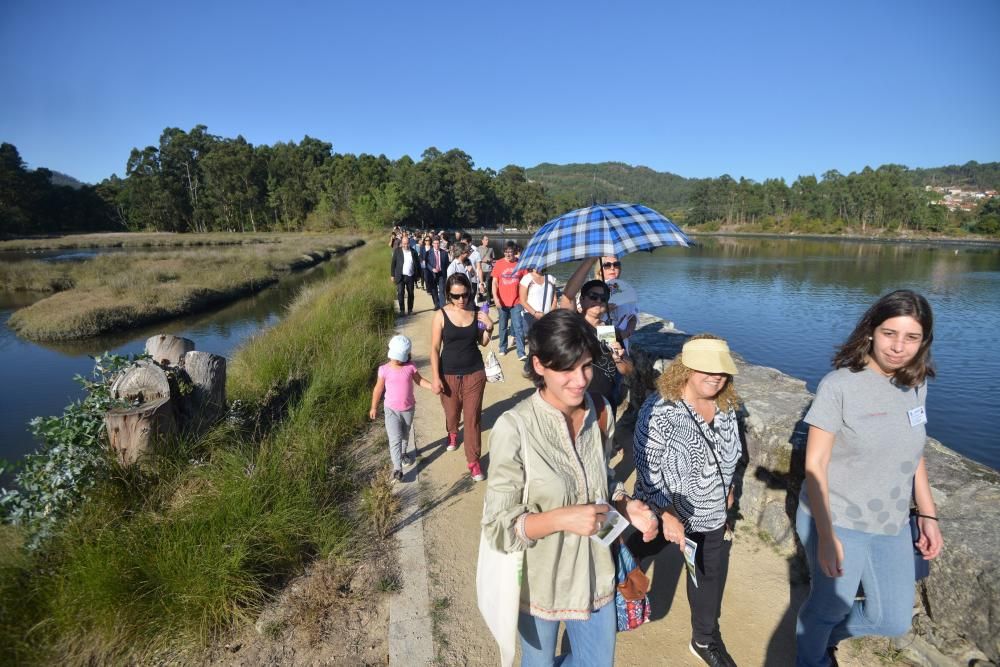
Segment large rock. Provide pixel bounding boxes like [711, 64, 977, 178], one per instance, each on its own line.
[625, 312, 1000, 666]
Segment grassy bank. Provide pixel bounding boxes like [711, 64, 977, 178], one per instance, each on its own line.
[687, 216, 1000, 243]
[0, 242, 396, 664]
[0, 231, 301, 252]
[3, 234, 363, 340]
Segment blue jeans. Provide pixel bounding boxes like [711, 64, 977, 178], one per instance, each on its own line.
[518, 601, 616, 667]
[795, 506, 915, 667]
[497, 304, 526, 357]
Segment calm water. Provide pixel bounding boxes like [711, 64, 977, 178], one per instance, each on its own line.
[0, 256, 345, 467]
[528, 236, 999, 471]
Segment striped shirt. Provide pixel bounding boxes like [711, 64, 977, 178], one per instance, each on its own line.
[632, 394, 742, 533]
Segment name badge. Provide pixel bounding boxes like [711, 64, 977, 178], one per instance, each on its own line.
[908, 405, 928, 427]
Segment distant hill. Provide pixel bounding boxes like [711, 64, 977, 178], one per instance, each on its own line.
[905, 161, 1000, 191]
[524, 162, 699, 212]
[525, 161, 1000, 217]
[47, 170, 86, 189]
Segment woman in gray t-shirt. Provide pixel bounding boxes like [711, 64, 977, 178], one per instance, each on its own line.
[795, 290, 944, 667]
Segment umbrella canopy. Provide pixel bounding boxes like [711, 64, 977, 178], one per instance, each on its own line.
[516, 203, 692, 271]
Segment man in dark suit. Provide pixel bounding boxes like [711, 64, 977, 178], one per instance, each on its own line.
[390, 231, 420, 314]
[423, 236, 449, 310]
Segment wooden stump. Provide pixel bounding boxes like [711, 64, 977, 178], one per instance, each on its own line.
[111, 360, 171, 403]
[145, 334, 195, 366]
[183, 351, 227, 431]
[105, 397, 176, 465]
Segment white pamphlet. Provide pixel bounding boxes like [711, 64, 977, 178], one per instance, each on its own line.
[684, 537, 699, 587]
[590, 504, 630, 547]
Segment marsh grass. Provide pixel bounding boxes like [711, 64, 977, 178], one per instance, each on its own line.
[0, 231, 293, 252]
[2, 234, 363, 340]
[0, 243, 396, 664]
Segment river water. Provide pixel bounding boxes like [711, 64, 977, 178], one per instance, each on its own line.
[2, 237, 999, 472]
[520, 235, 998, 470]
[0, 256, 345, 467]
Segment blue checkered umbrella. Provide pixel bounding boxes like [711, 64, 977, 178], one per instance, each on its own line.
[516, 203, 692, 271]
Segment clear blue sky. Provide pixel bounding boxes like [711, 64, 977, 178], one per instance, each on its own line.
[2, 0, 998, 185]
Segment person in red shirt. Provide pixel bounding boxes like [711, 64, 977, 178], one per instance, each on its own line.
[491, 241, 527, 359]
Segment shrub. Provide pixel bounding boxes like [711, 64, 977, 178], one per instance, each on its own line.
[0, 353, 134, 548]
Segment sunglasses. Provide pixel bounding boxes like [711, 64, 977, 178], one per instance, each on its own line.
[602, 261, 621, 269]
[584, 291, 610, 302]
[448, 292, 469, 300]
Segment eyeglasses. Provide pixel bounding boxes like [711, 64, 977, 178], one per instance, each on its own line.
[448, 292, 469, 300]
[602, 261, 621, 269]
[583, 291, 610, 302]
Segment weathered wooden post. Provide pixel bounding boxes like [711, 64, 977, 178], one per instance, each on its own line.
[105, 397, 176, 466]
[145, 334, 195, 366]
[182, 350, 227, 431]
[104, 335, 227, 466]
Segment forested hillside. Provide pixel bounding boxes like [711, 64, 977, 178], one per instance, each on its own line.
[524, 162, 697, 214]
[906, 161, 1000, 190]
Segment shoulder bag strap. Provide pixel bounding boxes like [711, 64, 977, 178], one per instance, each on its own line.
[596, 395, 609, 442]
[680, 401, 729, 514]
[509, 410, 530, 504]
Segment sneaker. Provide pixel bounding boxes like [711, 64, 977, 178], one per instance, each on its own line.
[393, 470, 404, 483]
[517, 354, 527, 361]
[402, 453, 416, 467]
[498, 349, 508, 356]
[468, 460, 485, 482]
[689, 641, 732, 667]
[446, 433, 459, 451]
[716, 639, 737, 667]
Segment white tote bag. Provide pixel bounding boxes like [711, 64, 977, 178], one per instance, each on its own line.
[485, 346, 505, 383]
[476, 414, 528, 667]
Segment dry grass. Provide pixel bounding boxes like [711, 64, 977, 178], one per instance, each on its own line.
[360, 468, 401, 540]
[0, 231, 292, 251]
[4, 235, 364, 340]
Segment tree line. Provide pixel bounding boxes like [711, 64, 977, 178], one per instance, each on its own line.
[2, 127, 997, 237]
[1, 127, 555, 237]
[684, 165, 998, 235]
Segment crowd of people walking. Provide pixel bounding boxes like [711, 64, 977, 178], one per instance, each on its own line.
[376, 227, 943, 667]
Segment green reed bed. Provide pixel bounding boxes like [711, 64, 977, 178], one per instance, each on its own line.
[3, 234, 363, 340]
[0, 243, 395, 665]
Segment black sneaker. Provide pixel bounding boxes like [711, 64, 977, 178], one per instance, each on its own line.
[689, 641, 732, 667]
[393, 470, 404, 483]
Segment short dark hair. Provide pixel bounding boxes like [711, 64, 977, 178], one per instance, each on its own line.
[445, 272, 472, 296]
[504, 241, 517, 252]
[833, 289, 935, 387]
[524, 310, 602, 389]
[580, 279, 609, 299]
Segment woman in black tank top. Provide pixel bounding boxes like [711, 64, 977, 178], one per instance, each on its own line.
[430, 274, 494, 482]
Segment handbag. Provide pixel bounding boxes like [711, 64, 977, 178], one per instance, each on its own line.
[613, 538, 651, 631]
[476, 412, 528, 667]
[485, 346, 504, 383]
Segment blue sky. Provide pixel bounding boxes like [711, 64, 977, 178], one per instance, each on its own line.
[2, 0, 998, 185]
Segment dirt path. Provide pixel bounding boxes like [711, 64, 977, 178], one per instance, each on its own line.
[395, 287, 877, 667]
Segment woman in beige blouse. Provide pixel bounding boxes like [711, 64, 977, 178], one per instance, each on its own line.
[481, 309, 658, 666]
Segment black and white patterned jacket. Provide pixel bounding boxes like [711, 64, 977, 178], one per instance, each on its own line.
[632, 393, 741, 533]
